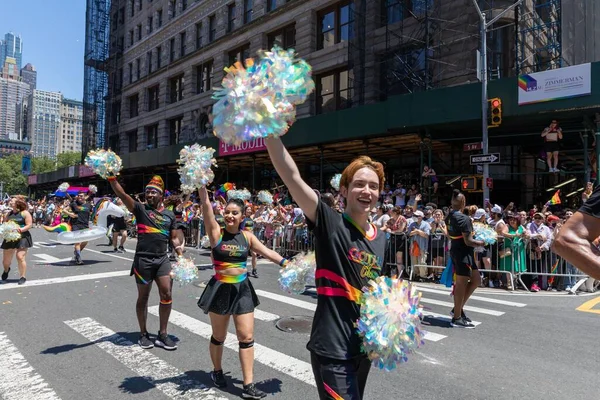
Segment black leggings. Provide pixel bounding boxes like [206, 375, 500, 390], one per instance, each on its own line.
[310, 352, 371, 400]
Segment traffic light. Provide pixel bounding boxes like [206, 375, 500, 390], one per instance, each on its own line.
[461, 176, 477, 191]
[488, 97, 502, 128]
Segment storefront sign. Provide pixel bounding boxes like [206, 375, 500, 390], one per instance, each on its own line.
[79, 165, 96, 178]
[219, 138, 267, 156]
[518, 63, 591, 105]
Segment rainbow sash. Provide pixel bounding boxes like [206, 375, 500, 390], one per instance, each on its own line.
[215, 273, 247, 283]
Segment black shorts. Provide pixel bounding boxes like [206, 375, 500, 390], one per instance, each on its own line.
[130, 254, 172, 285]
[454, 260, 477, 277]
[545, 141, 560, 153]
[71, 224, 89, 232]
[112, 217, 127, 232]
[1, 232, 33, 249]
[310, 352, 371, 400]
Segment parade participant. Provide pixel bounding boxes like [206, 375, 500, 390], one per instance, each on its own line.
[108, 174, 180, 350]
[265, 136, 386, 400]
[197, 186, 286, 399]
[111, 198, 128, 253]
[242, 205, 258, 278]
[447, 189, 485, 328]
[1, 196, 33, 285]
[64, 191, 92, 265]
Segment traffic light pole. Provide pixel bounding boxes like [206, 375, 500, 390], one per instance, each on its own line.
[471, 0, 524, 206]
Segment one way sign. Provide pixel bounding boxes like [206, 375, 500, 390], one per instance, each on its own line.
[470, 153, 500, 165]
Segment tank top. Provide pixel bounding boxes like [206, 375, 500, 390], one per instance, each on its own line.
[241, 217, 254, 232]
[7, 211, 26, 228]
[212, 231, 250, 283]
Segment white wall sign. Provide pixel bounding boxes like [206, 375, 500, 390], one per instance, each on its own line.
[518, 63, 591, 105]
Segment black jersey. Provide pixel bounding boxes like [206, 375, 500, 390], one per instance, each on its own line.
[133, 202, 176, 256]
[6, 211, 26, 227]
[446, 210, 475, 265]
[70, 201, 91, 227]
[212, 231, 250, 283]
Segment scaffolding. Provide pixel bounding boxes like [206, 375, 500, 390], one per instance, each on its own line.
[83, 0, 111, 160]
[516, 0, 562, 74]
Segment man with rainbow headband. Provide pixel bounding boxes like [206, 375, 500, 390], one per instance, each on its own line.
[108, 174, 181, 350]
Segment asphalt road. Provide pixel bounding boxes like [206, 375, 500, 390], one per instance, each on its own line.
[1, 229, 599, 400]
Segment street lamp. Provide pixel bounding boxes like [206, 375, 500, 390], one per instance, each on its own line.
[471, 0, 525, 205]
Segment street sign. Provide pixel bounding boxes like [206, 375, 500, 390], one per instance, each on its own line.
[463, 142, 483, 152]
[470, 153, 500, 165]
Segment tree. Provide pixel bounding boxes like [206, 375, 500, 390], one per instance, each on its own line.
[0, 154, 28, 195]
[31, 156, 56, 174]
[57, 151, 82, 169]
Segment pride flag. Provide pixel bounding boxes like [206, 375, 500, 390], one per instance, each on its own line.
[54, 186, 90, 197]
[549, 190, 561, 205]
[43, 223, 72, 233]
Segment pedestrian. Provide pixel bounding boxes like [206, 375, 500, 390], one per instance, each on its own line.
[265, 136, 387, 400]
[111, 198, 128, 253]
[108, 174, 180, 350]
[197, 186, 286, 399]
[65, 191, 92, 265]
[1, 196, 33, 285]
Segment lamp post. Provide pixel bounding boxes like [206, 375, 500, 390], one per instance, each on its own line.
[471, 0, 524, 205]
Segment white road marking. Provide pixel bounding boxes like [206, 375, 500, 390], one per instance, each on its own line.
[254, 289, 317, 311]
[420, 298, 504, 316]
[32, 254, 72, 264]
[0, 331, 61, 400]
[31, 245, 40, 249]
[148, 307, 316, 386]
[0, 270, 130, 291]
[82, 247, 134, 262]
[422, 331, 446, 342]
[253, 308, 281, 322]
[64, 317, 226, 400]
[416, 286, 527, 307]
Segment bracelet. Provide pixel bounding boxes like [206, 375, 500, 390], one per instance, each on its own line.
[279, 258, 288, 267]
[107, 176, 117, 182]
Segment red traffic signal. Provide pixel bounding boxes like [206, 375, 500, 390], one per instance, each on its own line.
[488, 97, 502, 128]
[461, 177, 477, 191]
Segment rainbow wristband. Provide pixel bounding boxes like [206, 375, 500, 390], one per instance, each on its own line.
[107, 176, 117, 182]
[279, 258, 288, 267]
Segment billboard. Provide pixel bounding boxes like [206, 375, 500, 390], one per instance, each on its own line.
[518, 63, 591, 105]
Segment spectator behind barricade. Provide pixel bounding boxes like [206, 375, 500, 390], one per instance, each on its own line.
[518, 210, 528, 227]
[373, 205, 391, 230]
[404, 207, 414, 225]
[380, 184, 393, 205]
[408, 210, 431, 281]
[467, 205, 478, 219]
[499, 212, 527, 290]
[472, 208, 492, 286]
[541, 119, 563, 173]
[407, 184, 419, 207]
[428, 209, 447, 276]
[582, 182, 594, 203]
[424, 206, 434, 224]
[488, 204, 507, 288]
[393, 183, 406, 208]
[385, 206, 407, 277]
[527, 212, 553, 292]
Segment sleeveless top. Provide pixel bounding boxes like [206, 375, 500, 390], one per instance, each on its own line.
[7, 211, 26, 228]
[241, 217, 254, 232]
[212, 231, 250, 283]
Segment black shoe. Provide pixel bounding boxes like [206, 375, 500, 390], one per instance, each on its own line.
[154, 332, 177, 350]
[1, 268, 9, 281]
[251, 270, 258, 278]
[210, 369, 227, 388]
[451, 317, 475, 329]
[242, 383, 266, 399]
[450, 308, 472, 323]
[119, 246, 125, 252]
[75, 256, 84, 265]
[138, 332, 154, 349]
[113, 247, 119, 253]
[17, 277, 26, 285]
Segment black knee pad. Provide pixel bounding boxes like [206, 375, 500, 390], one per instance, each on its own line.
[239, 340, 254, 349]
[210, 336, 224, 346]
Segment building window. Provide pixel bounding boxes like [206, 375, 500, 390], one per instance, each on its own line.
[110, 101, 121, 125]
[169, 74, 185, 103]
[384, 0, 402, 24]
[129, 29, 134, 46]
[146, 124, 158, 149]
[128, 129, 138, 152]
[157, 9, 163, 27]
[147, 51, 153, 74]
[182, 0, 188, 10]
[266, 0, 277, 12]
[169, 0, 176, 19]
[244, 0, 253, 23]
[148, 16, 154, 33]
[109, 135, 120, 152]
[128, 63, 133, 83]
[119, 7, 125, 24]
[130, 0, 135, 17]
[208, 15, 216, 42]
[128, 94, 139, 118]
[169, 116, 183, 145]
[268, 24, 296, 50]
[229, 44, 251, 67]
[195, 22, 202, 49]
[317, 1, 354, 50]
[136, 58, 141, 80]
[147, 85, 159, 111]
[180, 31, 187, 57]
[195, 60, 213, 94]
[138, 0, 143, 11]
[156, 46, 162, 68]
[170, 38, 176, 62]
[227, 3, 236, 32]
[316, 69, 353, 114]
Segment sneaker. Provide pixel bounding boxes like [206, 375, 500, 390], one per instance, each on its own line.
[119, 246, 125, 252]
[251, 270, 258, 278]
[17, 277, 26, 285]
[210, 369, 227, 388]
[1, 268, 9, 281]
[449, 308, 471, 323]
[138, 332, 154, 349]
[75, 256, 84, 265]
[242, 383, 266, 399]
[531, 283, 541, 292]
[451, 317, 475, 329]
[113, 247, 119, 253]
[155, 332, 177, 350]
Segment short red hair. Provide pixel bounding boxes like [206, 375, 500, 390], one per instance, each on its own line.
[340, 156, 385, 191]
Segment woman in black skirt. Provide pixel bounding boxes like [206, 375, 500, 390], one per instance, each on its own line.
[1, 196, 33, 285]
[197, 186, 287, 400]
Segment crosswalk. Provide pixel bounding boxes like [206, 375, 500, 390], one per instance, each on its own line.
[0, 282, 526, 399]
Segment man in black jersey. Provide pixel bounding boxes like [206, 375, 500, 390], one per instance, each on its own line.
[108, 174, 181, 350]
[65, 191, 92, 265]
[446, 190, 485, 328]
[553, 183, 600, 279]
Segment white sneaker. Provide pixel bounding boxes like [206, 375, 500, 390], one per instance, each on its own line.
[488, 280, 495, 288]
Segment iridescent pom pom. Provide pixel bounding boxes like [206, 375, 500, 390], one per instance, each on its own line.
[473, 222, 497, 246]
[170, 257, 198, 286]
[200, 235, 211, 249]
[177, 144, 217, 194]
[0, 221, 21, 242]
[84, 149, 123, 179]
[228, 189, 251, 201]
[58, 182, 70, 192]
[278, 252, 316, 295]
[330, 174, 342, 191]
[88, 184, 98, 194]
[257, 190, 273, 204]
[357, 276, 425, 371]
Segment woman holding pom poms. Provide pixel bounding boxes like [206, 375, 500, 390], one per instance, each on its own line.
[265, 137, 387, 400]
[197, 186, 287, 399]
[1, 196, 33, 285]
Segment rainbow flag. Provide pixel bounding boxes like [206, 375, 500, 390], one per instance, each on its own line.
[43, 223, 72, 233]
[549, 190, 561, 205]
[215, 183, 234, 199]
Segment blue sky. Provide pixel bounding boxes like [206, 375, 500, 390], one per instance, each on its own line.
[1, 1, 86, 100]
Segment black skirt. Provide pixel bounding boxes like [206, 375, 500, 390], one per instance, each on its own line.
[1, 231, 33, 249]
[198, 276, 260, 315]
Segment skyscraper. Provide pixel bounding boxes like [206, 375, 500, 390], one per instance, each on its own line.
[20, 63, 36, 91]
[0, 32, 23, 71]
[0, 75, 29, 140]
[58, 98, 83, 153]
[28, 90, 62, 158]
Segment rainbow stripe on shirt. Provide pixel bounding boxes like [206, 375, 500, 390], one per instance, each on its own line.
[137, 223, 169, 236]
[215, 273, 247, 283]
[315, 269, 363, 304]
[214, 260, 247, 271]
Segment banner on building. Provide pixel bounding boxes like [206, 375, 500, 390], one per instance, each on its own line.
[518, 63, 591, 105]
[219, 138, 267, 157]
[21, 155, 31, 175]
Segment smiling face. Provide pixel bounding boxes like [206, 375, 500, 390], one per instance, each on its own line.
[223, 202, 244, 230]
[340, 167, 380, 216]
[145, 189, 162, 208]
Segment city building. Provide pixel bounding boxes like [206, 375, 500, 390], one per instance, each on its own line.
[31, 0, 600, 208]
[28, 90, 62, 159]
[0, 56, 20, 80]
[20, 63, 37, 91]
[58, 98, 84, 153]
[0, 58, 30, 139]
[0, 32, 23, 71]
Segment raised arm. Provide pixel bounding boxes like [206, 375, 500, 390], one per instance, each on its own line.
[265, 137, 318, 223]
[198, 186, 221, 247]
[246, 231, 287, 266]
[108, 177, 135, 212]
